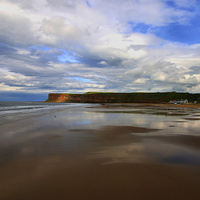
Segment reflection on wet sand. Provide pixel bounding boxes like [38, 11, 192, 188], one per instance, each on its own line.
[1, 103, 200, 200]
[89, 139, 200, 165]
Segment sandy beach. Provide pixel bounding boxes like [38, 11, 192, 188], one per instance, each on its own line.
[0, 103, 200, 200]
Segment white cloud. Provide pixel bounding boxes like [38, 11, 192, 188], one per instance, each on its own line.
[134, 78, 149, 84]
[98, 61, 107, 65]
[88, 0, 196, 26]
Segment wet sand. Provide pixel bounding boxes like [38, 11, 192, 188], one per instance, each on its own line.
[0, 103, 200, 200]
[99, 103, 200, 108]
[1, 158, 200, 200]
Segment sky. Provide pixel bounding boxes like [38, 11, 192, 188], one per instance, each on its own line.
[0, 0, 200, 101]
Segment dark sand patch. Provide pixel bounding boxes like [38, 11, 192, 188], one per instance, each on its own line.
[184, 118, 200, 120]
[97, 103, 200, 109]
[95, 126, 160, 143]
[68, 126, 160, 145]
[69, 129, 94, 133]
[99, 126, 160, 134]
[69, 126, 160, 136]
[100, 103, 153, 109]
[152, 112, 188, 116]
[93, 110, 146, 114]
[153, 103, 200, 108]
[173, 121, 188, 123]
[92, 110, 189, 116]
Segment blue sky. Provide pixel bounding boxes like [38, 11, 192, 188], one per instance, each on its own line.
[0, 0, 200, 101]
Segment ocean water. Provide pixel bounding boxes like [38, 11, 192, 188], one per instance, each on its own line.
[0, 101, 87, 125]
[0, 101, 73, 114]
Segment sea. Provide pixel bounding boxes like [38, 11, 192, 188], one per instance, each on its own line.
[0, 101, 78, 115]
[0, 101, 85, 126]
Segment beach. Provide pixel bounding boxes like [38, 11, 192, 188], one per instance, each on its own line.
[1, 103, 200, 200]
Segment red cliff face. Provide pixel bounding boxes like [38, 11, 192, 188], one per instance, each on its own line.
[46, 93, 70, 102]
[46, 93, 123, 103]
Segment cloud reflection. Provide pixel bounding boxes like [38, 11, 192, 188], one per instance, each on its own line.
[89, 139, 200, 165]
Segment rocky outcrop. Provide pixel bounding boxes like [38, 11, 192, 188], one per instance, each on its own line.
[46, 93, 123, 103]
[46, 92, 200, 103]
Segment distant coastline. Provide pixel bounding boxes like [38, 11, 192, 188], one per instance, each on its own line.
[46, 92, 200, 104]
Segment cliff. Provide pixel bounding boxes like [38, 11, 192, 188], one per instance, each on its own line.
[45, 92, 200, 103]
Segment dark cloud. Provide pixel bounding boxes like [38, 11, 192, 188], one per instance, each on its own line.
[188, 66, 200, 75]
[0, 12, 35, 47]
[6, 0, 35, 10]
[0, 42, 17, 55]
[128, 45, 147, 50]
[79, 53, 124, 68]
[46, 0, 78, 8]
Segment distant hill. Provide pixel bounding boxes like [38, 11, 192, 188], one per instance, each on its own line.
[46, 92, 200, 103]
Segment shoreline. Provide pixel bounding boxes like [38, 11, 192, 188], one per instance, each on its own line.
[98, 102, 200, 108]
[151, 103, 200, 108]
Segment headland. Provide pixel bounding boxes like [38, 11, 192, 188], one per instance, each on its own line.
[46, 92, 200, 104]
